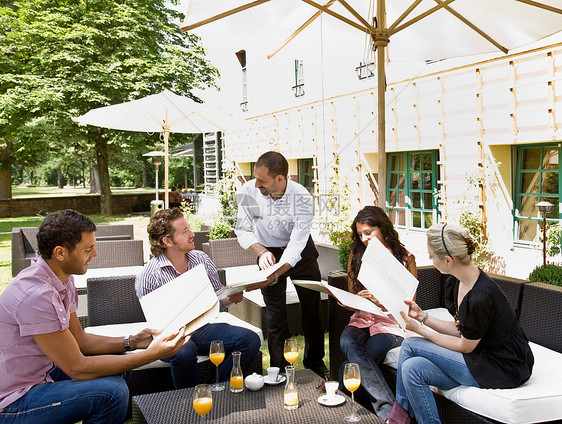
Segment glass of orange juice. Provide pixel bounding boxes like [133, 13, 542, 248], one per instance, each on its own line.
[343, 363, 361, 422]
[283, 338, 299, 366]
[193, 384, 212, 421]
[209, 340, 225, 391]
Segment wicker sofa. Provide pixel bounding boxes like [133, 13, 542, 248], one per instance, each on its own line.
[84, 274, 264, 413]
[327, 266, 562, 424]
[11, 224, 135, 276]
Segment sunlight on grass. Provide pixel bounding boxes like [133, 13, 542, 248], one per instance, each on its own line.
[11, 186, 153, 198]
[0, 234, 11, 292]
[260, 332, 330, 374]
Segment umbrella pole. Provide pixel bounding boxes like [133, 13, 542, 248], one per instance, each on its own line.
[377, 44, 386, 208]
[164, 129, 170, 209]
[376, 0, 388, 208]
[155, 165, 159, 201]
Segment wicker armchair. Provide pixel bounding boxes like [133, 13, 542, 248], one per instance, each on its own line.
[193, 230, 210, 251]
[206, 238, 256, 268]
[519, 282, 562, 353]
[11, 224, 135, 276]
[315, 242, 343, 281]
[90, 239, 144, 269]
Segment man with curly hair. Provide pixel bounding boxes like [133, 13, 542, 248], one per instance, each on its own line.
[0, 209, 188, 424]
[135, 208, 261, 389]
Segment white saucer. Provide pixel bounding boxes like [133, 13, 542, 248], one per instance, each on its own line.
[264, 375, 286, 385]
[318, 394, 345, 406]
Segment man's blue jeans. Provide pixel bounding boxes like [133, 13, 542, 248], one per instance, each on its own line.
[340, 326, 403, 421]
[396, 337, 479, 424]
[0, 367, 128, 424]
[161, 322, 261, 389]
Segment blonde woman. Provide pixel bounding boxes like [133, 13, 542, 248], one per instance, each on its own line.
[389, 223, 534, 424]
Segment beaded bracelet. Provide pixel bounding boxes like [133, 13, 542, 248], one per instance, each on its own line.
[420, 312, 429, 325]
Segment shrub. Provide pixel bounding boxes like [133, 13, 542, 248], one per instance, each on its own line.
[209, 218, 232, 240]
[180, 202, 204, 231]
[528, 264, 562, 286]
[337, 238, 352, 270]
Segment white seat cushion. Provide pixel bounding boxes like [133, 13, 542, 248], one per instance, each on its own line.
[437, 342, 562, 424]
[382, 307, 562, 424]
[85, 312, 264, 371]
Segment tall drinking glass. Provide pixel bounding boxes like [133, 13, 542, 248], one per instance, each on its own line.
[283, 338, 299, 366]
[343, 363, 361, 422]
[209, 340, 225, 391]
[193, 384, 212, 422]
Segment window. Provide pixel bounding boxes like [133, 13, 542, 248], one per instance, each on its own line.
[293, 60, 304, 97]
[387, 150, 438, 229]
[236, 50, 248, 112]
[515, 144, 560, 242]
[298, 158, 314, 192]
[355, 62, 375, 80]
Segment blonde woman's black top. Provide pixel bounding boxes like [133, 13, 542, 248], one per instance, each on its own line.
[445, 270, 534, 389]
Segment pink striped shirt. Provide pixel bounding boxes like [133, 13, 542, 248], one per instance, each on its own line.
[347, 251, 413, 338]
[0, 257, 78, 408]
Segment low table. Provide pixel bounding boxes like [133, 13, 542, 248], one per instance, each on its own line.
[132, 369, 382, 424]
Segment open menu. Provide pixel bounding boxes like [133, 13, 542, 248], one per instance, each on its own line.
[139, 264, 220, 342]
[215, 262, 286, 300]
[291, 279, 386, 317]
[357, 237, 418, 329]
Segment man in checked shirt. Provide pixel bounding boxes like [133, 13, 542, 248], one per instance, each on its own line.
[135, 208, 261, 389]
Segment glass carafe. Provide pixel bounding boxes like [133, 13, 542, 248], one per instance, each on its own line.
[229, 351, 244, 393]
[283, 365, 298, 410]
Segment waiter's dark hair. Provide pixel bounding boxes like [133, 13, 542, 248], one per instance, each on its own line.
[255, 151, 288, 178]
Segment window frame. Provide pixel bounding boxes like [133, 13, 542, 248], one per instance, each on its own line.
[514, 143, 561, 244]
[386, 150, 439, 230]
[292, 59, 305, 97]
[297, 158, 314, 193]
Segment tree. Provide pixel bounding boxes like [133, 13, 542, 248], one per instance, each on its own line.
[0, 0, 218, 212]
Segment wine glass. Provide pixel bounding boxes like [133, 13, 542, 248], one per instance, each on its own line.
[209, 340, 225, 391]
[283, 338, 299, 366]
[343, 363, 361, 422]
[193, 384, 212, 421]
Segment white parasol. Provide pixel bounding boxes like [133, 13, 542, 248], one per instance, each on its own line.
[75, 90, 228, 208]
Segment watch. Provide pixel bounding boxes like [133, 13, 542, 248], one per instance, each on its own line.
[270, 271, 279, 286]
[123, 336, 132, 351]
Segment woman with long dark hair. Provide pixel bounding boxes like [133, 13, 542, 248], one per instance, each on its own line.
[340, 206, 417, 422]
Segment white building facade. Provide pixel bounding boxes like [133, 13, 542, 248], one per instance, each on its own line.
[188, 2, 562, 278]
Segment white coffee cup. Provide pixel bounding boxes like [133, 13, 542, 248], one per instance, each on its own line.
[325, 380, 339, 399]
[267, 366, 280, 381]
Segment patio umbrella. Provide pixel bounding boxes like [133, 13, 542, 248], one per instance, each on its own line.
[75, 90, 227, 208]
[181, 0, 562, 207]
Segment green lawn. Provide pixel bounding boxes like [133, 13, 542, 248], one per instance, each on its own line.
[0, 214, 151, 292]
[261, 332, 330, 374]
[11, 185, 153, 198]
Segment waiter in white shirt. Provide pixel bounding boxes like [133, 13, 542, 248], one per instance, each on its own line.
[235, 151, 328, 378]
